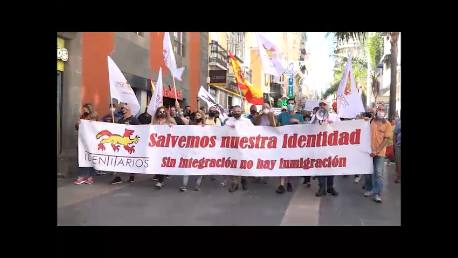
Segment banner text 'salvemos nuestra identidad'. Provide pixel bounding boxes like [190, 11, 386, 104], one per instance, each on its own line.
[78, 120, 373, 176]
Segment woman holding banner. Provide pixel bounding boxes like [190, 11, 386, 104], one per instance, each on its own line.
[151, 106, 177, 189]
[74, 104, 99, 185]
[180, 110, 207, 192]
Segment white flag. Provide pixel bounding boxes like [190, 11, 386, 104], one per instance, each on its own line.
[336, 56, 365, 119]
[107, 56, 140, 116]
[198, 86, 228, 121]
[163, 32, 185, 81]
[147, 67, 163, 116]
[256, 33, 284, 77]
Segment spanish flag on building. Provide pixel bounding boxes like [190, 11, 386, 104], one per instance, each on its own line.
[228, 51, 264, 105]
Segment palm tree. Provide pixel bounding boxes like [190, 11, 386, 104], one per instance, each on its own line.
[322, 34, 368, 100]
[388, 32, 399, 120]
[333, 32, 399, 119]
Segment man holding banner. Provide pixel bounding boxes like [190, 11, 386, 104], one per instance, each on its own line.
[312, 102, 339, 197]
[225, 105, 254, 192]
[276, 98, 304, 194]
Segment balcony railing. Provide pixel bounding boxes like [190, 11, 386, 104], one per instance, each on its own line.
[209, 40, 245, 69]
[209, 40, 228, 69]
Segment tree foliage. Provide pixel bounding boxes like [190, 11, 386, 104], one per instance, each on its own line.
[366, 33, 383, 69]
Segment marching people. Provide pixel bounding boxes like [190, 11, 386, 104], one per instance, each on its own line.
[361, 107, 375, 190]
[247, 104, 258, 124]
[170, 103, 189, 125]
[180, 110, 206, 192]
[183, 105, 192, 118]
[205, 106, 226, 185]
[101, 103, 120, 123]
[224, 105, 254, 192]
[74, 104, 99, 185]
[394, 117, 401, 183]
[276, 98, 304, 193]
[151, 106, 177, 189]
[223, 105, 235, 125]
[303, 105, 322, 185]
[150, 103, 188, 183]
[98, 103, 123, 176]
[138, 107, 152, 125]
[302, 110, 312, 123]
[100, 104, 114, 123]
[252, 102, 277, 184]
[363, 105, 393, 203]
[205, 105, 222, 126]
[110, 103, 140, 185]
[312, 101, 339, 197]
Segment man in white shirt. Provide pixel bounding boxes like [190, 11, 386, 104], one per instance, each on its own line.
[225, 105, 255, 128]
[225, 105, 254, 192]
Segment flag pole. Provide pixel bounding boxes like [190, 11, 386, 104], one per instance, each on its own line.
[110, 97, 115, 123]
[268, 92, 277, 127]
[235, 81, 245, 110]
[149, 78, 155, 111]
[172, 75, 179, 108]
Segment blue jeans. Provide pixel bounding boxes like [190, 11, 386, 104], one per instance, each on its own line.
[365, 156, 385, 195]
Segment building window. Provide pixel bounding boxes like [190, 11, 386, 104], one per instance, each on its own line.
[209, 88, 217, 100]
[172, 32, 185, 57]
[227, 32, 244, 61]
[135, 32, 144, 37]
[228, 96, 233, 109]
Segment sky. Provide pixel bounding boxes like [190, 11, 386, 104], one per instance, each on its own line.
[212, 32, 337, 97]
[304, 32, 336, 95]
[253, 32, 336, 97]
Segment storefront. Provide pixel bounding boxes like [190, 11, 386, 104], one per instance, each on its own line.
[162, 85, 184, 108]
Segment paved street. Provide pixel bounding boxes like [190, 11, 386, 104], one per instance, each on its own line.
[58, 162, 400, 226]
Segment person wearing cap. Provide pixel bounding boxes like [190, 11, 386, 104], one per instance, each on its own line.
[363, 105, 393, 203]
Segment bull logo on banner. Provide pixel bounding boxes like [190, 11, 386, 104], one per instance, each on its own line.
[96, 129, 140, 154]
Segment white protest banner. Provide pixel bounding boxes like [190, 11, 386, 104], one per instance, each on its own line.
[78, 120, 372, 176]
[198, 86, 228, 121]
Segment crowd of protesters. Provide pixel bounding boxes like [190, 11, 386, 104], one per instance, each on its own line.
[74, 99, 400, 204]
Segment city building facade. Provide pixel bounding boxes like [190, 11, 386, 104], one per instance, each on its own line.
[57, 32, 208, 177]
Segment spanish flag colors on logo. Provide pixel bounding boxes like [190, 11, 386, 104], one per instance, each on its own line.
[228, 51, 264, 105]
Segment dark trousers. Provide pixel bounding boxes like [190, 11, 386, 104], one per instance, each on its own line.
[231, 176, 247, 186]
[113, 173, 135, 179]
[318, 176, 334, 191]
[156, 175, 165, 183]
[303, 176, 311, 183]
[78, 167, 96, 177]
